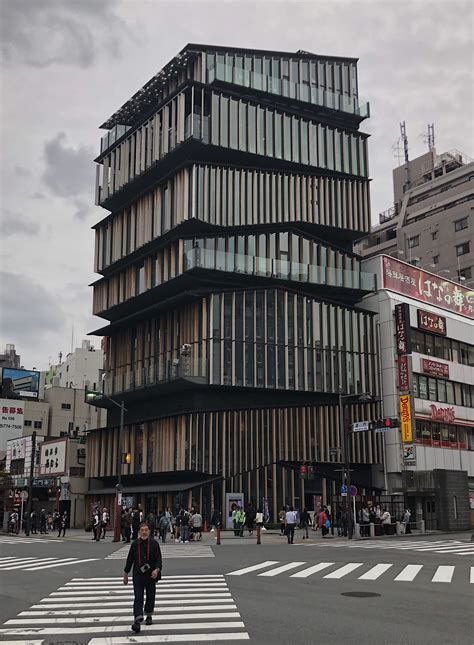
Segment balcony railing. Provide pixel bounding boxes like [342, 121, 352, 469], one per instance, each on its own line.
[208, 62, 370, 119]
[184, 247, 376, 291]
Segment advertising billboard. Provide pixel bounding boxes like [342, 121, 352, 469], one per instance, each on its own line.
[399, 394, 414, 443]
[39, 439, 67, 476]
[1, 368, 40, 399]
[382, 256, 474, 319]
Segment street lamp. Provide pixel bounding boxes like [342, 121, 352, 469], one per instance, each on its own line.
[338, 391, 378, 539]
[85, 388, 127, 543]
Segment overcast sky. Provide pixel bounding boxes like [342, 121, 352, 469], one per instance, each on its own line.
[0, 0, 472, 371]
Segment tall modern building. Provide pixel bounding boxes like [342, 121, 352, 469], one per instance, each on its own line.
[87, 45, 382, 521]
[355, 148, 474, 283]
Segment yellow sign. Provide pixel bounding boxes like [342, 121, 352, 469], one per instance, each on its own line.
[399, 395, 413, 443]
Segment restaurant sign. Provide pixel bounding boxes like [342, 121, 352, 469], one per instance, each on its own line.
[400, 394, 414, 443]
[417, 309, 447, 336]
[382, 256, 474, 319]
[395, 303, 411, 355]
[398, 355, 411, 392]
[422, 358, 449, 379]
[430, 404, 455, 423]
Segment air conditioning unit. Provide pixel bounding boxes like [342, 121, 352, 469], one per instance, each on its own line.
[77, 448, 86, 458]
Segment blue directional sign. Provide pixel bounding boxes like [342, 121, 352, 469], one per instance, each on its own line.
[340, 484, 348, 496]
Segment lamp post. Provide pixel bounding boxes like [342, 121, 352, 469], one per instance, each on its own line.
[85, 388, 127, 543]
[338, 391, 378, 539]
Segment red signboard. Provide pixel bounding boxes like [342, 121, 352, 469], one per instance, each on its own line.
[417, 309, 447, 336]
[422, 358, 449, 379]
[398, 355, 410, 392]
[382, 256, 474, 319]
[430, 404, 455, 423]
[395, 303, 411, 355]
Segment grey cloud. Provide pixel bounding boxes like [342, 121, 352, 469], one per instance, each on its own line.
[42, 133, 94, 198]
[14, 165, 31, 177]
[74, 199, 93, 221]
[0, 271, 66, 344]
[0, 211, 40, 238]
[0, 0, 125, 68]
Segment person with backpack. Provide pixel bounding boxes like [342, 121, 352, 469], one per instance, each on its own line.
[158, 512, 170, 543]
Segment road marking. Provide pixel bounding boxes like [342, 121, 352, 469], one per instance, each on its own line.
[394, 565, 423, 582]
[431, 566, 455, 583]
[27, 558, 99, 571]
[1, 558, 58, 570]
[20, 605, 238, 616]
[471, 567, 474, 584]
[323, 563, 364, 579]
[258, 562, 306, 577]
[88, 634, 249, 644]
[38, 598, 236, 607]
[0, 558, 37, 568]
[358, 564, 393, 580]
[0, 621, 246, 635]
[227, 560, 279, 575]
[6, 613, 242, 625]
[291, 562, 335, 578]
[0, 641, 45, 644]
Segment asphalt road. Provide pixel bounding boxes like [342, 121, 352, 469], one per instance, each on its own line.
[0, 530, 472, 644]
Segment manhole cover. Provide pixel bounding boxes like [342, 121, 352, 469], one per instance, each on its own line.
[341, 592, 381, 598]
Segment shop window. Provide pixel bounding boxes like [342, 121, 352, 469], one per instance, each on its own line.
[428, 378, 437, 401]
[441, 425, 450, 447]
[431, 424, 440, 446]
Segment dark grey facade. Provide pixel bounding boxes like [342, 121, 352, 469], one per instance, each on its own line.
[88, 45, 381, 522]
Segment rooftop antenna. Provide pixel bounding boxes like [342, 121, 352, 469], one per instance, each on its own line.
[400, 121, 411, 190]
[391, 137, 404, 166]
[427, 123, 435, 151]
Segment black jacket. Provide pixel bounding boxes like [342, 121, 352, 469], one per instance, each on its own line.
[124, 538, 162, 576]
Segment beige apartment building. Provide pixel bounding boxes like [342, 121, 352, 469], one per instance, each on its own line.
[355, 149, 473, 284]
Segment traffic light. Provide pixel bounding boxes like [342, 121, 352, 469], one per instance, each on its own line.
[371, 417, 400, 431]
[300, 465, 306, 479]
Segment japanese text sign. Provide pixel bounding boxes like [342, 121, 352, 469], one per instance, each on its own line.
[417, 309, 447, 336]
[395, 303, 411, 355]
[422, 359, 449, 379]
[399, 394, 414, 443]
[398, 355, 411, 392]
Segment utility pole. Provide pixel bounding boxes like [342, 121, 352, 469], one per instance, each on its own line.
[24, 431, 36, 537]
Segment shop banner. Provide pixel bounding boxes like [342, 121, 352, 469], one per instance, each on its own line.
[422, 358, 449, 379]
[402, 444, 416, 465]
[398, 355, 411, 392]
[400, 394, 414, 443]
[382, 256, 474, 319]
[395, 303, 412, 355]
[417, 309, 447, 336]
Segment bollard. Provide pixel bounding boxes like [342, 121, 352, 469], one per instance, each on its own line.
[396, 521, 402, 535]
[369, 522, 375, 538]
[256, 525, 261, 545]
[420, 520, 425, 534]
[216, 526, 221, 545]
[354, 522, 361, 539]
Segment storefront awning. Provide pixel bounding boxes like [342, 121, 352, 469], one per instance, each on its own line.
[87, 475, 222, 496]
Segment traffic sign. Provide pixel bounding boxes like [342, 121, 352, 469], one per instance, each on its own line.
[340, 484, 348, 497]
[20, 491, 28, 501]
[349, 485, 358, 497]
[351, 421, 369, 432]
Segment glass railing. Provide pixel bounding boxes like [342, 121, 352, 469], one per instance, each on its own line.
[100, 124, 131, 154]
[208, 63, 370, 118]
[184, 247, 376, 291]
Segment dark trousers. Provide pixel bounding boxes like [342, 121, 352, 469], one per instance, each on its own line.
[58, 527, 66, 537]
[133, 575, 156, 620]
[286, 524, 295, 543]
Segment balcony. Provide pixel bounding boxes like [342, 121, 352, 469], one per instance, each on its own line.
[185, 247, 376, 292]
[208, 62, 370, 119]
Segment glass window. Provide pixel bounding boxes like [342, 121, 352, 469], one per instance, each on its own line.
[462, 383, 471, 407]
[283, 115, 292, 161]
[437, 379, 447, 402]
[248, 104, 256, 154]
[291, 118, 300, 163]
[300, 120, 308, 165]
[211, 93, 220, 145]
[425, 334, 434, 355]
[428, 378, 437, 401]
[412, 373, 419, 398]
[334, 130, 341, 172]
[229, 99, 238, 149]
[456, 241, 470, 256]
[412, 329, 424, 353]
[274, 112, 282, 158]
[446, 381, 455, 404]
[257, 107, 265, 155]
[266, 111, 274, 157]
[351, 136, 359, 175]
[454, 217, 468, 231]
[318, 125, 326, 168]
[220, 96, 229, 147]
[418, 375, 428, 399]
[136, 263, 145, 295]
[239, 102, 247, 151]
[326, 128, 334, 170]
[431, 423, 440, 445]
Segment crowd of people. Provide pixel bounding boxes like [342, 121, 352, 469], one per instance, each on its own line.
[229, 504, 264, 536]
[8, 508, 68, 537]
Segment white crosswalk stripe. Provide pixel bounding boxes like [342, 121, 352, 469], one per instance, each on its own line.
[0, 556, 99, 571]
[304, 538, 474, 556]
[106, 544, 214, 560]
[0, 575, 249, 643]
[0, 536, 63, 544]
[226, 560, 473, 584]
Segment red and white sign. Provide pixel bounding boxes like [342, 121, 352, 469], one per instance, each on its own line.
[39, 439, 67, 476]
[395, 303, 411, 355]
[430, 404, 455, 423]
[422, 358, 449, 379]
[382, 256, 474, 319]
[417, 309, 447, 336]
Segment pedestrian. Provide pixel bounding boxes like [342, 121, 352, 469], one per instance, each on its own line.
[361, 506, 370, 538]
[318, 507, 329, 537]
[231, 505, 239, 536]
[101, 508, 109, 539]
[53, 510, 61, 533]
[239, 507, 246, 537]
[191, 508, 203, 541]
[246, 505, 256, 536]
[124, 509, 132, 543]
[180, 509, 190, 543]
[47, 513, 53, 532]
[30, 510, 37, 534]
[158, 512, 170, 543]
[58, 511, 67, 538]
[285, 506, 297, 544]
[131, 509, 141, 541]
[210, 508, 222, 532]
[93, 508, 101, 541]
[10, 511, 19, 534]
[255, 508, 264, 529]
[381, 509, 391, 535]
[147, 511, 157, 537]
[402, 508, 412, 534]
[40, 509, 47, 534]
[300, 508, 310, 539]
[279, 508, 286, 536]
[123, 522, 162, 633]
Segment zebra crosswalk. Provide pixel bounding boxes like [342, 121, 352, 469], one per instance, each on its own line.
[0, 536, 63, 544]
[106, 544, 215, 560]
[227, 560, 474, 584]
[0, 556, 99, 571]
[304, 539, 474, 556]
[0, 575, 250, 643]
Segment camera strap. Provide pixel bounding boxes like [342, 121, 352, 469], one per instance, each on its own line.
[138, 539, 150, 567]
